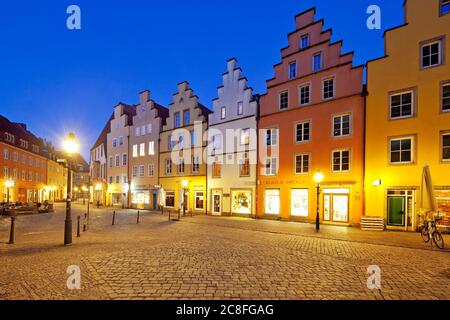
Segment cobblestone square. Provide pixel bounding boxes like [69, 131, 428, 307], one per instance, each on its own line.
[0, 204, 449, 300]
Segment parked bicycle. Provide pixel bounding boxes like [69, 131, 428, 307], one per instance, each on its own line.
[421, 218, 445, 249]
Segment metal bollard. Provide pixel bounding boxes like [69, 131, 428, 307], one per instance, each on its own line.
[83, 213, 87, 232]
[112, 211, 116, 226]
[161, 206, 164, 215]
[77, 216, 81, 238]
[9, 216, 15, 245]
[168, 210, 171, 221]
[137, 210, 140, 224]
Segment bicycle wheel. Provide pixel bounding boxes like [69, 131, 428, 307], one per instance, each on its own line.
[432, 231, 444, 249]
[421, 227, 430, 243]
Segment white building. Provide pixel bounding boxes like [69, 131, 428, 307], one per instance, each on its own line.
[207, 58, 259, 216]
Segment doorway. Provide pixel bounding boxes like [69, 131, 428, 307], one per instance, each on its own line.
[387, 190, 414, 228]
[323, 188, 350, 223]
[212, 191, 222, 216]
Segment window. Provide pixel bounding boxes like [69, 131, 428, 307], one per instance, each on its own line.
[119, 136, 124, 146]
[241, 129, 250, 146]
[165, 191, 175, 208]
[122, 175, 127, 184]
[265, 189, 280, 215]
[115, 155, 120, 167]
[299, 84, 310, 105]
[190, 131, 196, 147]
[13, 152, 18, 162]
[441, 0, 450, 15]
[3, 148, 9, 160]
[237, 102, 244, 115]
[442, 82, 450, 112]
[332, 150, 350, 172]
[148, 141, 155, 155]
[139, 143, 145, 157]
[165, 159, 172, 175]
[29, 171, 33, 181]
[22, 170, 26, 181]
[22, 154, 26, 164]
[135, 127, 141, 137]
[109, 176, 113, 184]
[147, 124, 152, 134]
[289, 62, 297, 79]
[212, 162, 221, 178]
[132, 145, 138, 158]
[109, 156, 113, 168]
[212, 135, 222, 150]
[177, 158, 185, 174]
[301, 35, 310, 49]
[295, 154, 310, 174]
[112, 138, 117, 148]
[139, 165, 145, 177]
[390, 137, 413, 164]
[168, 135, 173, 151]
[296, 121, 310, 143]
[266, 128, 278, 146]
[132, 166, 138, 177]
[179, 135, 185, 149]
[291, 189, 309, 217]
[239, 153, 250, 177]
[313, 53, 322, 71]
[333, 114, 351, 137]
[323, 78, 335, 100]
[141, 125, 146, 136]
[183, 110, 190, 126]
[192, 156, 200, 173]
[279, 91, 289, 109]
[195, 191, 204, 210]
[421, 40, 442, 68]
[390, 91, 413, 119]
[221, 106, 226, 120]
[29, 156, 33, 166]
[13, 168, 18, 180]
[3, 167, 9, 178]
[264, 157, 278, 176]
[122, 154, 127, 166]
[115, 176, 120, 184]
[442, 133, 450, 161]
[174, 112, 181, 128]
[148, 164, 155, 177]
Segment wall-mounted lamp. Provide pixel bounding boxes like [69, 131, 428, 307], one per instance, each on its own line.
[372, 179, 382, 186]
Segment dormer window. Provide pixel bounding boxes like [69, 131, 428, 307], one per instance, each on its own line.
[441, 0, 450, 15]
[301, 35, 310, 49]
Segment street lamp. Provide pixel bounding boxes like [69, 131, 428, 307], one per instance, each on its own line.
[4, 179, 15, 203]
[63, 132, 79, 245]
[314, 171, 324, 232]
[182, 179, 188, 217]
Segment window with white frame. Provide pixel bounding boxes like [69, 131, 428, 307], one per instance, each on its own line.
[112, 138, 117, 148]
[122, 154, 127, 166]
[132, 145, 138, 158]
[192, 156, 200, 173]
[237, 102, 244, 115]
[109, 156, 113, 168]
[264, 157, 278, 176]
[132, 166, 138, 177]
[239, 152, 250, 177]
[165, 191, 175, 208]
[135, 127, 141, 137]
[390, 137, 413, 164]
[13, 168, 18, 180]
[190, 131, 195, 147]
[13, 151, 18, 162]
[168, 135, 173, 151]
[441, 132, 450, 161]
[299, 84, 310, 105]
[442, 82, 450, 112]
[3, 148, 9, 160]
[212, 135, 222, 150]
[139, 143, 145, 157]
[22, 170, 26, 181]
[148, 163, 155, 177]
[295, 154, 310, 174]
[323, 77, 335, 100]
[174, 112, 181, 128]
[183, 110, 190, 126]
[279, 91, 289, 109]
[295, 121, 310, 143]
[333, 114, 351, 137]
[301, 34, 310, 49]
[421, 40, 442, 68]
[119, 136, 124, 146]
[195, 191, 204, 210]
[139, 165, 145, 177]
[332, 150, 350, 172]
[115, 155, 120, 167]
[313, 53, 322, 72]
[441, 0, 450, 15]
[165, 159, 172, 175]
[179, 134, 185, 149]
[221, 106, 226, 120]
[148, 141, 155, 155]
[147, 123, 152, 134]
[390, 91, 413, 119]
[241, 129, 250, 146]
[141, 125, 146, 135]
[266, 128, 278, 146]
[122, 175, 127, 184]
[289, 62, 297, 79]
[3, 167, 9, 178]
[177, 158, 185, 174]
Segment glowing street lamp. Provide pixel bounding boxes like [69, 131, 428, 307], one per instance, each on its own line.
[4, 179, 15, 203]
[63, 132, 79, 246]
[314, 171, 324, 232]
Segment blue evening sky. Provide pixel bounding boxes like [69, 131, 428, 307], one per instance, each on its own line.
[0, 0, 405, 160]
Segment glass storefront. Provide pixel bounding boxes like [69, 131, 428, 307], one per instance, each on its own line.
[131, 191, 150, 206]
[291, 189, 309, 217]
[195, 191, 204, 210]
[323, 188, 350, 223]
[165, 191, 175, 208]
[231, 190, 252, 214]
[435, 189, 450, 226]
[265, 189, 280, 215]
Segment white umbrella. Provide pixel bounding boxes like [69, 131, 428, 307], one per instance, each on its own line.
[420, 165, 438, 218]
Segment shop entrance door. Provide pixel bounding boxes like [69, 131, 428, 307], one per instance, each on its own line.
[388, 197, 405, 226]
[212, 192, 222, 216]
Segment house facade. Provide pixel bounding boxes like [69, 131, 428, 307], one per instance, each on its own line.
[106, 103, 136, 208]
[365, 0, 450, 230]
[129, 90, 168, 210]
[207, 58, 259, 216]
[257, 9, 365, 226]
[159, 82, 211, 214]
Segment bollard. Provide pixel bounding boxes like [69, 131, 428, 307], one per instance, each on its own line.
[178, 209, 181, 220]
[9, 216, 15, 245]
[112, 211, 116, 226]
[83, 213, 87, 232]
[169, 210, 171, 221]
[137, 210, 140, 224]
[161, 206, 164, 215]
[77, 216, 81, 238]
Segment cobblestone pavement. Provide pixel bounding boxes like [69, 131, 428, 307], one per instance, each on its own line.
[0, 203, 449, 300]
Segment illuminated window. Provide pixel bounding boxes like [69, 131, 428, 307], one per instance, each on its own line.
[264, 157, 278, 176]
[291, 189, 308, 217]
[221, 106, 226, 120]
[195, 191, 204, 210]
[295, 154, 309, 174]
[241, 129, 250, 146]
[212, 162, 221, 178]
[148, 141, 155, 155]
[442, 132, 450, 161]
[139, 143, 145, 157]
[265, 189, 280, 215]
[266, 128, 278, 146]
[3, 148, 9, 160]
[239, 153, 250, 177]
[237, 101, 244, 115]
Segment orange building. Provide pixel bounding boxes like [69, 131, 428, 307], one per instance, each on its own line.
[1, 115, 48, 203]
[257, 8, 365, 226]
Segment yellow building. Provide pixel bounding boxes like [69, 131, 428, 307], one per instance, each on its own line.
[46, 158, 67, 202]
[365, 0, 450, 231]
[159, 82, 211, 214]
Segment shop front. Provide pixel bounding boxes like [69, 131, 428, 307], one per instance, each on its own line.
[161, 177, 207, 214]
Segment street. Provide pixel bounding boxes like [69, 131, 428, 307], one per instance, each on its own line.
[0, 203, 449, 300]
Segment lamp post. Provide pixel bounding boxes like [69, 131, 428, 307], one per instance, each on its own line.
[182, 180, 188, 217]
[314, 171, 324, 232]
[63, 132, 79, 246]
[4, 179, 15, 203]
